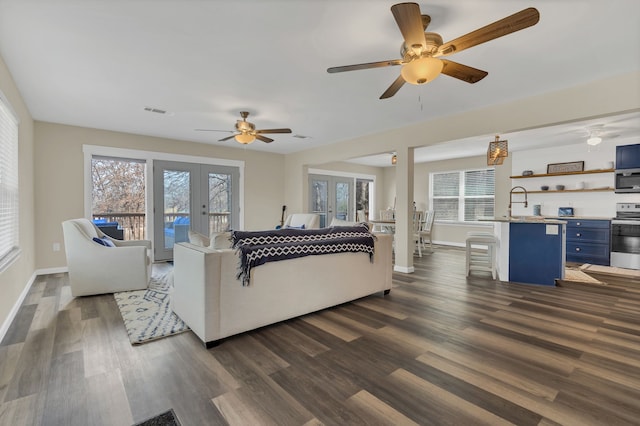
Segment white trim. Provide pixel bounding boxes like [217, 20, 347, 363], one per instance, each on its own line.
[0, 88, 20, 124]
[0, 271, 36, 344]
[393, 265, 415, 273]
[308, 168, 376, 181]
[36, 266, 68, 275]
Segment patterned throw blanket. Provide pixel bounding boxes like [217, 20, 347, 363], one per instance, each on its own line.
[231, 225, 375, 286]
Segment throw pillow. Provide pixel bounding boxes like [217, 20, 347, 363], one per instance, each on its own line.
[188, 230, 211, 247]
[92, 236, 115, 247]
[329, 218, 356, 227]
[209, 232, 232, 249]
[284, 224, 305, 229]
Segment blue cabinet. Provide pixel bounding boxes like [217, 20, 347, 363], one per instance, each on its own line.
[565, 219, 610, 265]
[616, 143, 640, 170]
[509, 222, 565, 286]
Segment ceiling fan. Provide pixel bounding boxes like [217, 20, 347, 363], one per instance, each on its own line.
[196, 111, 292, 144]
[327, 3, 540, 99]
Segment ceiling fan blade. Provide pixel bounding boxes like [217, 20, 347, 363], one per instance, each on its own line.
[327, 59, 403, 73]
[218, 135, 237, 142]
[441, 60, 488, 84]
[255, 134, 274, 143]
[380, 75, 406, 99]
[391, 2, 426, 50]
[255, 128, 292, 134]
[195, 129, 234, 133]
[434, 7, 540, 57]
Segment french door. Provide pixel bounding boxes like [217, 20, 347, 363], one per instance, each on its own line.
[153, 160, 239, 261]
[309, 174, 353, 228]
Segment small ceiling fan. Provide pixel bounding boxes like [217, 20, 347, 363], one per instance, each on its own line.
[327, 3, 540, 99]
[196, 111, 292, 144]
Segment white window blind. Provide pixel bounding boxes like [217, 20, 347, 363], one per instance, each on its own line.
[0, 93, 19, 271]
[430, 168, 495, 222]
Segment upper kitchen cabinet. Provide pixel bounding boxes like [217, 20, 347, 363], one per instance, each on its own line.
[616, 143, 640, 170]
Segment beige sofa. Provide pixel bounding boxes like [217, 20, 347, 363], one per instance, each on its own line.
[171, 233, 393, 347]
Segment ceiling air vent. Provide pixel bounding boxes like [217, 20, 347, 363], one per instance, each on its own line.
[144, 106, 167, 114]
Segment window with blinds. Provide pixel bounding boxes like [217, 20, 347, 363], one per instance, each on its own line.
[430, 168, 495, 222]
[0, 93, 20, 271]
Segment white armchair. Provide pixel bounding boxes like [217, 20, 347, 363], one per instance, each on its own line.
[281, 213, 320, 229]
[62, 218, 152, 296]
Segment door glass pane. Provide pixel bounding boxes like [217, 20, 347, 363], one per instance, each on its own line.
[209, 173, 232, 232]
[311, 179, 328, 228]
[335, 182, 349, 220]
[163, 170, 191, 249]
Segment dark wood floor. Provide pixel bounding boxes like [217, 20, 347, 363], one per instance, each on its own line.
[2, 247, 640, 425]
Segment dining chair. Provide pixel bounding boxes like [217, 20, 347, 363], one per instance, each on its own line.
[419, 210, 435, 253]
[412, 210, 425, 257]
[378, 209, 395, 233]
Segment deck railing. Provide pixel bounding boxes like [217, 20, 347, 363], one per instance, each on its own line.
[92, 212, 230, 241]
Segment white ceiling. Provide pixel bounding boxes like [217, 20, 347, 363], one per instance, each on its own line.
[0, 0, 639, 162]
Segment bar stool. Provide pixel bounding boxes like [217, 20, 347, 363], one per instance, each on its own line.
[466, 232, 498, 279]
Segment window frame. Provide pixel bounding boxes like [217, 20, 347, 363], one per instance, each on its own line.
[0, 91, 21, 272]
[429, 167, 495, 224]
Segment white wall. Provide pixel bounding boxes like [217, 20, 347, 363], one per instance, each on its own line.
[510, 136, 640, 218]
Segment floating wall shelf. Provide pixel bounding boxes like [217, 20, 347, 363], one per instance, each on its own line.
[510, 169, 614, 179]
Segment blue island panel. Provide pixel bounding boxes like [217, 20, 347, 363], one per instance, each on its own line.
[509, 222, 565, 286]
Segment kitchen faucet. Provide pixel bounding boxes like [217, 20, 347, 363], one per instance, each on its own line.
[508, 186, 528, 217]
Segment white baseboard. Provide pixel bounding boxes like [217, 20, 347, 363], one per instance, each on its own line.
[393, 265, 415, 273]
[36, 266, 68, 275]
[0, 271, 37, 344]
[433, 240, 466, 248]
[0, 266, 69, 344]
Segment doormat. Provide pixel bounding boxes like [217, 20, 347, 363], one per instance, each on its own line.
[564, 268, 605, 285]
[579, 263, 640, 278]
[134, 409, 181, 426]
[114, 271, 190, 345]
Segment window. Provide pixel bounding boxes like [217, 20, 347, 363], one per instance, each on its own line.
[430, 168, 495, 222]
[91, 156, 146, 240]
[0, 93, 20, 271]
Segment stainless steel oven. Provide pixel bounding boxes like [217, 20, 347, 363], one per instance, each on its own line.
[611, 203, 640, 270]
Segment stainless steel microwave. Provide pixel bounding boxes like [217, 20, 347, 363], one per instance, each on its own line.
[615, 168, 640, 193]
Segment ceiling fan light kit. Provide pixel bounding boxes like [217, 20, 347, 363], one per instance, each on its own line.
[400, 57, 443, 85]
[235, 133, 256, 144]
[587, 136, 602, 146]
[196, 111, 292, 145]
[327, 3, 540, 99]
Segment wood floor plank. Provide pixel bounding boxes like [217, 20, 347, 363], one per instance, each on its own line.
[390, 368, 518, 425]
[2, 247, 640, 425]
[345, 389, 419, 426]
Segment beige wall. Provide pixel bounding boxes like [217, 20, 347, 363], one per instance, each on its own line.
[383, 155, 510, 246]
[283, 71, 640, 214]
[34, 122, 285, 269]
[0, 56, 35, 336]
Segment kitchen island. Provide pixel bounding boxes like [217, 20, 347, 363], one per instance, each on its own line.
[485, 217, 567, 286]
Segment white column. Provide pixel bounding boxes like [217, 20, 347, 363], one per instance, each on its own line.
[393, 147, 415, 273]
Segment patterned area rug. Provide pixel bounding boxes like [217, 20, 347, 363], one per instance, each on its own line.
[564, 268, 605, 284]
[114, 271, 190, 345]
